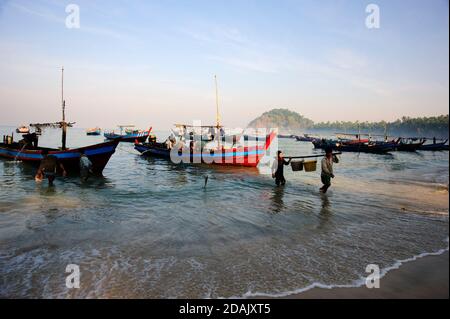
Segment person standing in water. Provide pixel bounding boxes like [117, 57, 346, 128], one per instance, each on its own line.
[79, 150, 93, 182]
[35, 149, 67, 186]
[272, 151, 292, 186]
[320, 147, 339, 193]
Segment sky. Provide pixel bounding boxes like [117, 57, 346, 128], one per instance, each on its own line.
[0, 0, 448, 130]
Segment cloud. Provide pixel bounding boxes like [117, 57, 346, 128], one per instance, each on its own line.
[178, 24, 392, 95]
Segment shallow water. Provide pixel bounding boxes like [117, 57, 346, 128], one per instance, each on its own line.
[0, 126, 448, 298]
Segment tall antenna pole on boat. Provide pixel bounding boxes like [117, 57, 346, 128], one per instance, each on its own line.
[61, 66, 67, 150]
[215, 75, 221, 149]
[215, 75, 220, 128]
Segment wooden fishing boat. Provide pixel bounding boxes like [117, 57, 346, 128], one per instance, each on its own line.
[135, 129, 277, 167]
[86, 127, 101, 136]
[419, 139, 449, 151]
[137, 75, 278, 167]
[0, 139, 119, 175]
[104, 125, 151, 142]
[0, 67, 119, 175]
[312, 139, 395, 154]
[394, 138, 425, 152]
[295, 134, 317, 142]
[278, 134, 295, 139]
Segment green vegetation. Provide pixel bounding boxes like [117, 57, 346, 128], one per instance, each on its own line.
[247, 108, 314, 132]
[248, 109, 449, 138]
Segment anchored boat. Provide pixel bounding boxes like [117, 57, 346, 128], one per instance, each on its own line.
[418, 138, 449, 151]
[0, 67, 119, 175]
[295, 134, 317, 142]
[313, 133, 396, 154]
[104, 125, 152, 142]
[135, 75, 277, 167]
[135, 126, 277, 167]
[86, 127, 102, 136]
[394, 137, 425, 152]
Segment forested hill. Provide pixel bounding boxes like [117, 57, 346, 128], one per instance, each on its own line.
[247, 109, 314, 132]
[247, 109, 449, 138]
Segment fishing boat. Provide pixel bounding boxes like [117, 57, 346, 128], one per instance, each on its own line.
[104, 125, 152, 142]
[16, 125, 30, 134]
[135, 127, 277, 167]
[418, 138, 449, 151]
[278, 134, 295, 139]
[295, 134, 317, 142]
[86, 127, 101, 136]
[394, 137, 425, 152]
[0, 67, 119, 175]
[135, 75, 277, 167]
[0, 138, 119, 174]
[313, 138, 395, 154]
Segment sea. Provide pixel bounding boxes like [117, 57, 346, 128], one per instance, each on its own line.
[0, 126, 448, 298]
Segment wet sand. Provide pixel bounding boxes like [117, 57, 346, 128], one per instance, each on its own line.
[286, 251, 449, 299]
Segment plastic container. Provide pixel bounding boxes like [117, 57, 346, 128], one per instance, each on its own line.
[303, 160, 317, 172]
[291, 161, 304, 171]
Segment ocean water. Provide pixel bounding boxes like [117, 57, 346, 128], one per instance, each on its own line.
[0, 126, 448, 298]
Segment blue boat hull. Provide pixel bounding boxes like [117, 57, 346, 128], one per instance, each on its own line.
[0, 140, 120, 175]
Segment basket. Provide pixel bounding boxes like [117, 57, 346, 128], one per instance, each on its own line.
[291, 161, 304, 171]
[303, 160, 317, 172]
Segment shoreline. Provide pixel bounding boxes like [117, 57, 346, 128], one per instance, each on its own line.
[287, 250, 449, 299]
[245, 247, 449, 299]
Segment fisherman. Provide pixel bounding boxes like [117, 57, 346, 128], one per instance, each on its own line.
[272, 151, 292, 186]
[79, 150, 93, 182]
[320, 147, 339, 193]
[19, 132, 39, 149]
[35, 149, 67, 186]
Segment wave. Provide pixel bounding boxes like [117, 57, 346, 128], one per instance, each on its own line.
[235, 237, 449, 299]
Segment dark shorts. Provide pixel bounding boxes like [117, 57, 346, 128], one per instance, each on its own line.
[44, 171, 55, 178]
[321, 173, 331, 186]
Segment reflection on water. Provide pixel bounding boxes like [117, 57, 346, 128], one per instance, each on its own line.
[270, 186, 285, 214]
[0, 127, 448, 298]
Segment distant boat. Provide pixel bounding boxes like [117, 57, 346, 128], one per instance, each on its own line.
[295, 134, 316, 142]
[313, 138, 395, 154]
[418, 139, 449, 151]
[104, 125, 152, 143]
[16, 125, 30, 134]
[394, 137, 425, 152]
[278, 134, 295, 139]
[0, 67, 119, 175]
[86, 127, 101, 136]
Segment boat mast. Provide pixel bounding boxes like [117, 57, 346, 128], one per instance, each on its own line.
[215, 75, 221, 148]
[61, 66, 67, 150]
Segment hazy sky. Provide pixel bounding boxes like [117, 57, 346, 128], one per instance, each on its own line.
[0, 0, 448, 130]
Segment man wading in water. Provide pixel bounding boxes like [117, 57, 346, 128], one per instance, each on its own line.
[272, 151, 292, 186]
[35, 149, 67, 186]
[320, 147, 339, 193]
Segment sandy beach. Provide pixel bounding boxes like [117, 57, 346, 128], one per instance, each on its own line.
[285, 251, 449, 299]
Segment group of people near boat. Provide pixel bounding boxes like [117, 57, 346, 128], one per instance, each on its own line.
[34, 146, 339, 193]
[34, 150, 93, 186]
[272, 147, 339, 193]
